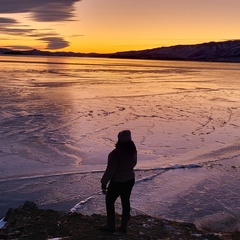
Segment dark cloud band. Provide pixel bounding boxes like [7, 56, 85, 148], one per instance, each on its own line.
[39, 37, 70, 49]
[0, 0, 81, 22]
[0, 17, 18, 24]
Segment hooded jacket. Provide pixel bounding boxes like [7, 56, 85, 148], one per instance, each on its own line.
[101, 146, 137, 185]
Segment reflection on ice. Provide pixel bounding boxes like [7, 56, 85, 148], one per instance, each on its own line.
[0, 56, 240, 223]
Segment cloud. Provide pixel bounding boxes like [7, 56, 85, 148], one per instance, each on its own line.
[39, 37, 70, 49]
[3, 45, 34, 50]
[0, 1, 81, 50]
[0, 0, 81, 22]
[27, 32, 58, 38]
[0, 27, 35, 35]
[70, 34, 84, 38]
[0, 17, 18, 24]
[0, 16, 69, 50]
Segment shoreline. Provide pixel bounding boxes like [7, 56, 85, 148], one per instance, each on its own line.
[1, 201, 239, 240]
[1, 160, 240, 223]
[1, 40, 240, 64]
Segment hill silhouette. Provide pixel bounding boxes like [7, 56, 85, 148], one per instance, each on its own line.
[1, 40, 240, 63]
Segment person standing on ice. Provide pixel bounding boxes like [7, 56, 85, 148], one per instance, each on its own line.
[100, 130, 137, 234]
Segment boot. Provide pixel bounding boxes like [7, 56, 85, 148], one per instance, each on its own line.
[99, 215, 115, 233]
[118, 215, 130, 234]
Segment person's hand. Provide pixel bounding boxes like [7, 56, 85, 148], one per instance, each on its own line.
[101, 184, 107, 195]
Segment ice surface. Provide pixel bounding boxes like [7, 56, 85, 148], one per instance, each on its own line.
[195, 213, 240, 232]
[0, 56, 240, 223]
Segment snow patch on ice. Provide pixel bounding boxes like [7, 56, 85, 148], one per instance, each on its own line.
[48, 238, 63, 240]
[135, 163, 201, 183]
[0, 218, 6, 229]
[195, 213, 240, 233]
[70, 191, 102, 213]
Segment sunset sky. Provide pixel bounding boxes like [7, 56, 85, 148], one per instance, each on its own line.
[0, 0, 240, 53]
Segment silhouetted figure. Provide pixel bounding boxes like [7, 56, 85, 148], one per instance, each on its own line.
[100, 130, 137, 233]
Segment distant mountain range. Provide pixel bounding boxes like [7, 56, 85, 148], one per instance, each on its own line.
[1, 40, 240, 63]
[0, 48, 109, 58]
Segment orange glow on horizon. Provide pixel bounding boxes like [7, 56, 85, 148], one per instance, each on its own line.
[0, 0, 240, 53]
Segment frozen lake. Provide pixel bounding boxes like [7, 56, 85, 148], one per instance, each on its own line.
[0, 55, 240, 224]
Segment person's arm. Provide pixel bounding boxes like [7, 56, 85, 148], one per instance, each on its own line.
[133, 152, 137, 167]
[101, 150, 119, 186]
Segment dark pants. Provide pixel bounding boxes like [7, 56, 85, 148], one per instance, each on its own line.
[106, 178, 135, 218]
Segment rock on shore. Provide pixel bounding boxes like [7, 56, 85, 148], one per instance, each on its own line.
[0, 201, 239, 240]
